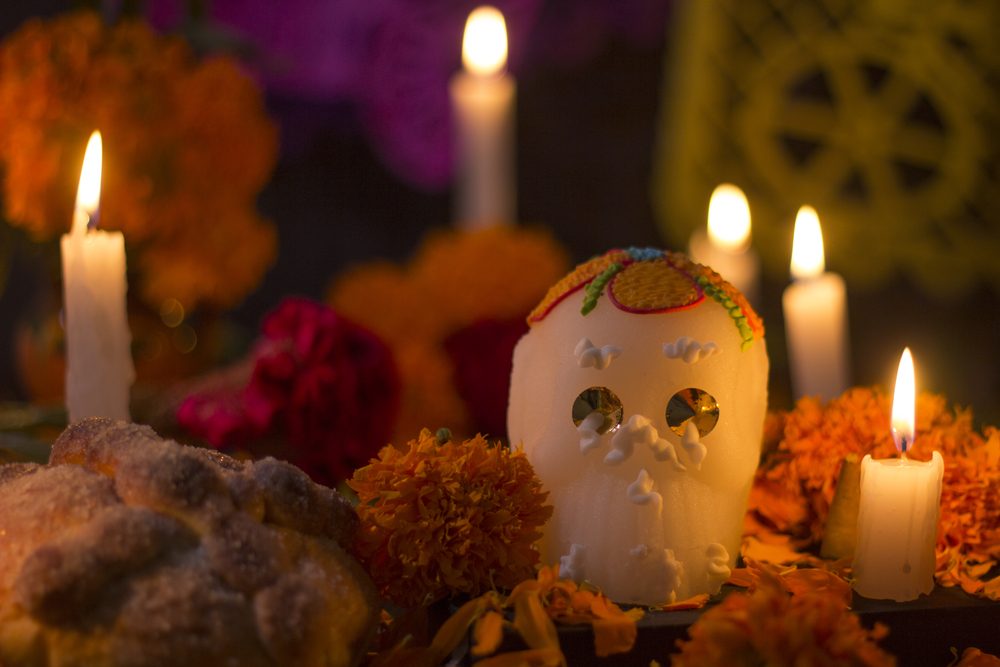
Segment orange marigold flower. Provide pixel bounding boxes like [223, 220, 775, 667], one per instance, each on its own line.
[329, 226, 569, 440]
[348, 429, 553, 607]
[750, 387, 982, 544]
[0, 11, 277, 310]
[953, 647, 1000, 667]
[672, 570, 896, 667]
[749, 387, 1000, 599]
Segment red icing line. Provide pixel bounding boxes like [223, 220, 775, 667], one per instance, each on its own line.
[528, 280, 588, 324]
[608, 287, 706, 314]
[528, 256, 635, 324]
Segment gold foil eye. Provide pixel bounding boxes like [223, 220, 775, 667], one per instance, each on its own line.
[666, 388, 720, 437]
[571, 387, 624, 434]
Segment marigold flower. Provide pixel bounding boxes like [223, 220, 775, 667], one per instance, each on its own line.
[348, 429, 553, 607]
[749, 387, 1000, 599]
[329, 226, 569, 439]
[672, 570, 896, 667]
[0, 11, 277, 310]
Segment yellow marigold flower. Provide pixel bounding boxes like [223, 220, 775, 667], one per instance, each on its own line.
[672, 570, 896, 667]
[348, 429, 553, 608]
[0, 11, 277, 310]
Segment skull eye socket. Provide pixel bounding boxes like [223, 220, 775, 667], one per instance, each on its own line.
[571, 386, 623, 434]
[665, 388, 720, 437]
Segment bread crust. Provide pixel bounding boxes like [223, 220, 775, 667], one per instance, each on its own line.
[0, 418, 378, 667]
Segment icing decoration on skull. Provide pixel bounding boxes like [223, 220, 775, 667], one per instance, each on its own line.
[508, 248, 768, 605]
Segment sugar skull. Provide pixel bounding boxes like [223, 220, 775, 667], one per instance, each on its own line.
[508, 248, 768, 605]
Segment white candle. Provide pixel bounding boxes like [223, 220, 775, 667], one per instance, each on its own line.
[60, 130, 134, 423]
[689, 184, 760, 304]
[449, 5, 515, 228]
[781, 206, 849, 401]
[853, 348, 944, 601]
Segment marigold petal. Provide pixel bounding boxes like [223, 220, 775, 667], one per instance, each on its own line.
[473, 611, 505, 657]
[429, 596, 487, 659]
[662, 593, 710, 611]
[782, 569, 852, 608]
[984, 576, 1000, 601]
[741, 536, 808, 565]
[954, 647, 1000, 667]
[513, 590, 560, 651]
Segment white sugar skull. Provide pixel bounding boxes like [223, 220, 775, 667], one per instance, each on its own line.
[508, 248, 768, 605]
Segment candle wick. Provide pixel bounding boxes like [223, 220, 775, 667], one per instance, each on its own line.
[87, 209, 100, 232]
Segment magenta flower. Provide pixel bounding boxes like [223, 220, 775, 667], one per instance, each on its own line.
[177, 297, 400, 484]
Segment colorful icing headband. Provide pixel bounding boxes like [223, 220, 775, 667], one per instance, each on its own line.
[527, 247, 764, 351]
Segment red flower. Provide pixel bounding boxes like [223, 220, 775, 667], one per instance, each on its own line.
[443, 318, 528, 439]
[178, 297, 400, 484]
[177, 388, 254, 446]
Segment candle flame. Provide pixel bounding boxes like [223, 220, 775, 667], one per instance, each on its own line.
[707, 184, 751, 252]
[73, 130, 102, 234]
[790, 205, 824, 280]
[891, 347, 916, 454]
[462, 6, 508, 77]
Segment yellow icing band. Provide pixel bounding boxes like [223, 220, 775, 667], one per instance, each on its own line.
[528, 250, 630, 324]
[527, 249, 764, 350]
[608, 260, 702, 313]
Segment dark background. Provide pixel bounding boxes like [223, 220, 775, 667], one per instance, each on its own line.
[0, 1, 997, 427]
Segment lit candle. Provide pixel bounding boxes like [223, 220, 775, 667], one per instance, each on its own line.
[853, 348, 944, 601]
[60, 130, 134, 423]
[781, 205, 850, 400]
[689, 184, 760, 304]
[449, 5, 515, 228]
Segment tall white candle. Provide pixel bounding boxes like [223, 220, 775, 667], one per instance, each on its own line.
[689, 184, 760, 304]
[853, 348, 944, 601]
[781, 206, 849, 401]
[449, 5, 515, 228]
[60, 130, 134, 423]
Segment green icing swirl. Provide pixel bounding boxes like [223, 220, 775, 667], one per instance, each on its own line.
[581, 262, 623, 315]
[697, 275, 755, 351]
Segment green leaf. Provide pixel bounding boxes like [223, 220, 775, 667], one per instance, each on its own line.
[0, 433, 51, 464]
[0, 403, 67, 431]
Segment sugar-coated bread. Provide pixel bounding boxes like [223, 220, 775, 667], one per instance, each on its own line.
[0, 418, 377, 667]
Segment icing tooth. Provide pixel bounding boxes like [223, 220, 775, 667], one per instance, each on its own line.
[650, 438, 687, 472]
[560, 544, 586, 581]
[603, 449, 627, 465]
[629, 544, 649, 558]
[574, 337, 621, 370]
[627, 469, 662, 509]
[663, 549, 684, 603]
[705, 543, 731, 592]
[681, 422, 707, 470]
[578, 411, 604, 454]
[605, 415, 650, 465]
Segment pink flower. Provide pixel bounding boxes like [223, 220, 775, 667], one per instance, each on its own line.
[178, 297, 400, 484]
